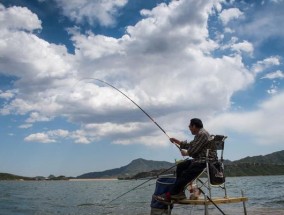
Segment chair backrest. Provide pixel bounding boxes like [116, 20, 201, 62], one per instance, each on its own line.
[208, 135, 227, 161]
[210, 135, 226, 149]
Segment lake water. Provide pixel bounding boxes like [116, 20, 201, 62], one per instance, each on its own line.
[0, 175, 283, 215]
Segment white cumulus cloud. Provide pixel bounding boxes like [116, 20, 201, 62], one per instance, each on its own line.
[231, 40, 254, 55]
[1, 1, 283, 148]
[0, 90, 15, 100]
[25, 133, 55, 143]
[219, 8, 243, 25]
[54, 0, 128, 26]
[0, 1, 255, 146]
[24, 129, 69, 143]
[251, 56, 280, 75]
[261, 70, 284, 79]
[0, 3, 42, 31]
[207, 91, 284, 146]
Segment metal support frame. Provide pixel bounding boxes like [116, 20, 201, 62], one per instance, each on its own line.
[171, 135, 249, 215]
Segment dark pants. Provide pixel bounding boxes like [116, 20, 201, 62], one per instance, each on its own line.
[170, 159, 206, 195]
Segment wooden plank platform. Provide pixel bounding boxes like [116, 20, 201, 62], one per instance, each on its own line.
[175, 197, 248, 205]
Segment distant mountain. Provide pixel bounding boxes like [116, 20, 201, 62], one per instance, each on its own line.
[77, 158, 174, 179]
[2, 151, 284, 180]
[77, 150, 284, 179]
[233, 150, 284, 165]
[0, 173, 33, 180]
[224, 150, 284, 177]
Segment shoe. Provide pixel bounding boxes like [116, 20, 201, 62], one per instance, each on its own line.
[170, 192, 186, 200]
[153, 192, 171, 204]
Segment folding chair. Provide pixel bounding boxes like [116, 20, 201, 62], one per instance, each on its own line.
[195, 134, 227, 198]
[176, 135, 248, 215]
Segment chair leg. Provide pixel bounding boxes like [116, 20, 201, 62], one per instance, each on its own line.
[241, 190, 247, 215]
[167, 204, 171, 215]
[204, 204, 209, 215]
[203, 192, 209, 215]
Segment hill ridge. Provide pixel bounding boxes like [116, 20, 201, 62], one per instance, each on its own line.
[77, 158, 173, 179]
[1, 150, 284, 180]
[77, 150, 284, 179]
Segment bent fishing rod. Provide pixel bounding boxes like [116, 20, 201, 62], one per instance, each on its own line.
[75, 78, 181, 151]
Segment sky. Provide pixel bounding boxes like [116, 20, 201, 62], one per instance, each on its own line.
[0, 0, 283, 177]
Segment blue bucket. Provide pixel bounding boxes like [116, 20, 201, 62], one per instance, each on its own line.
[150, 177, 176, 209]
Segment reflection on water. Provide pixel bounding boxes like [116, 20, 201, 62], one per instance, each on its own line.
[0, 176, 283, 215]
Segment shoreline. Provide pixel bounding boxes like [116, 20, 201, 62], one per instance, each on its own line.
[69, 178, 118, 181]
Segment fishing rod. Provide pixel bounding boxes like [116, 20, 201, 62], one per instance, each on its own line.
[108, 161, 181, 204]
[74, 78, 181, 151]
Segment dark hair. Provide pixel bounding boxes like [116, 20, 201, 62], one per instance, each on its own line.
[189, 118, 203, 129]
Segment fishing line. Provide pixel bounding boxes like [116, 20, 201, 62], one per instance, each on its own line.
[73, 77, 181, 151]
[107, 161, 180, 204]
[73, 78, 186, 204]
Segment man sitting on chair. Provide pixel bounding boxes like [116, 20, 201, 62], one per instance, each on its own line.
[155, 118, 217, 203]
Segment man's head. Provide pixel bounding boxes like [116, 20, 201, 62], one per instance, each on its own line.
[188, 118, 203, 135]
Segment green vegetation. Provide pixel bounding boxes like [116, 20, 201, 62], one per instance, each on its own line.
[235, 150, 284, 165]
[48, 175, 70, 180]
[0, 173, 33, 180]
[123, 163, 284, 179]
[225, 163, 284, 177]
[0, 173, 73, 181]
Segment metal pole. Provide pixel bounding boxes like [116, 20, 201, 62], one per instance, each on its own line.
[204, 192, 209, 215]
[241, 190, 247, 215]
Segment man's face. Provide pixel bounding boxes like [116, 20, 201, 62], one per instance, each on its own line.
[189, 124, 198, 135]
